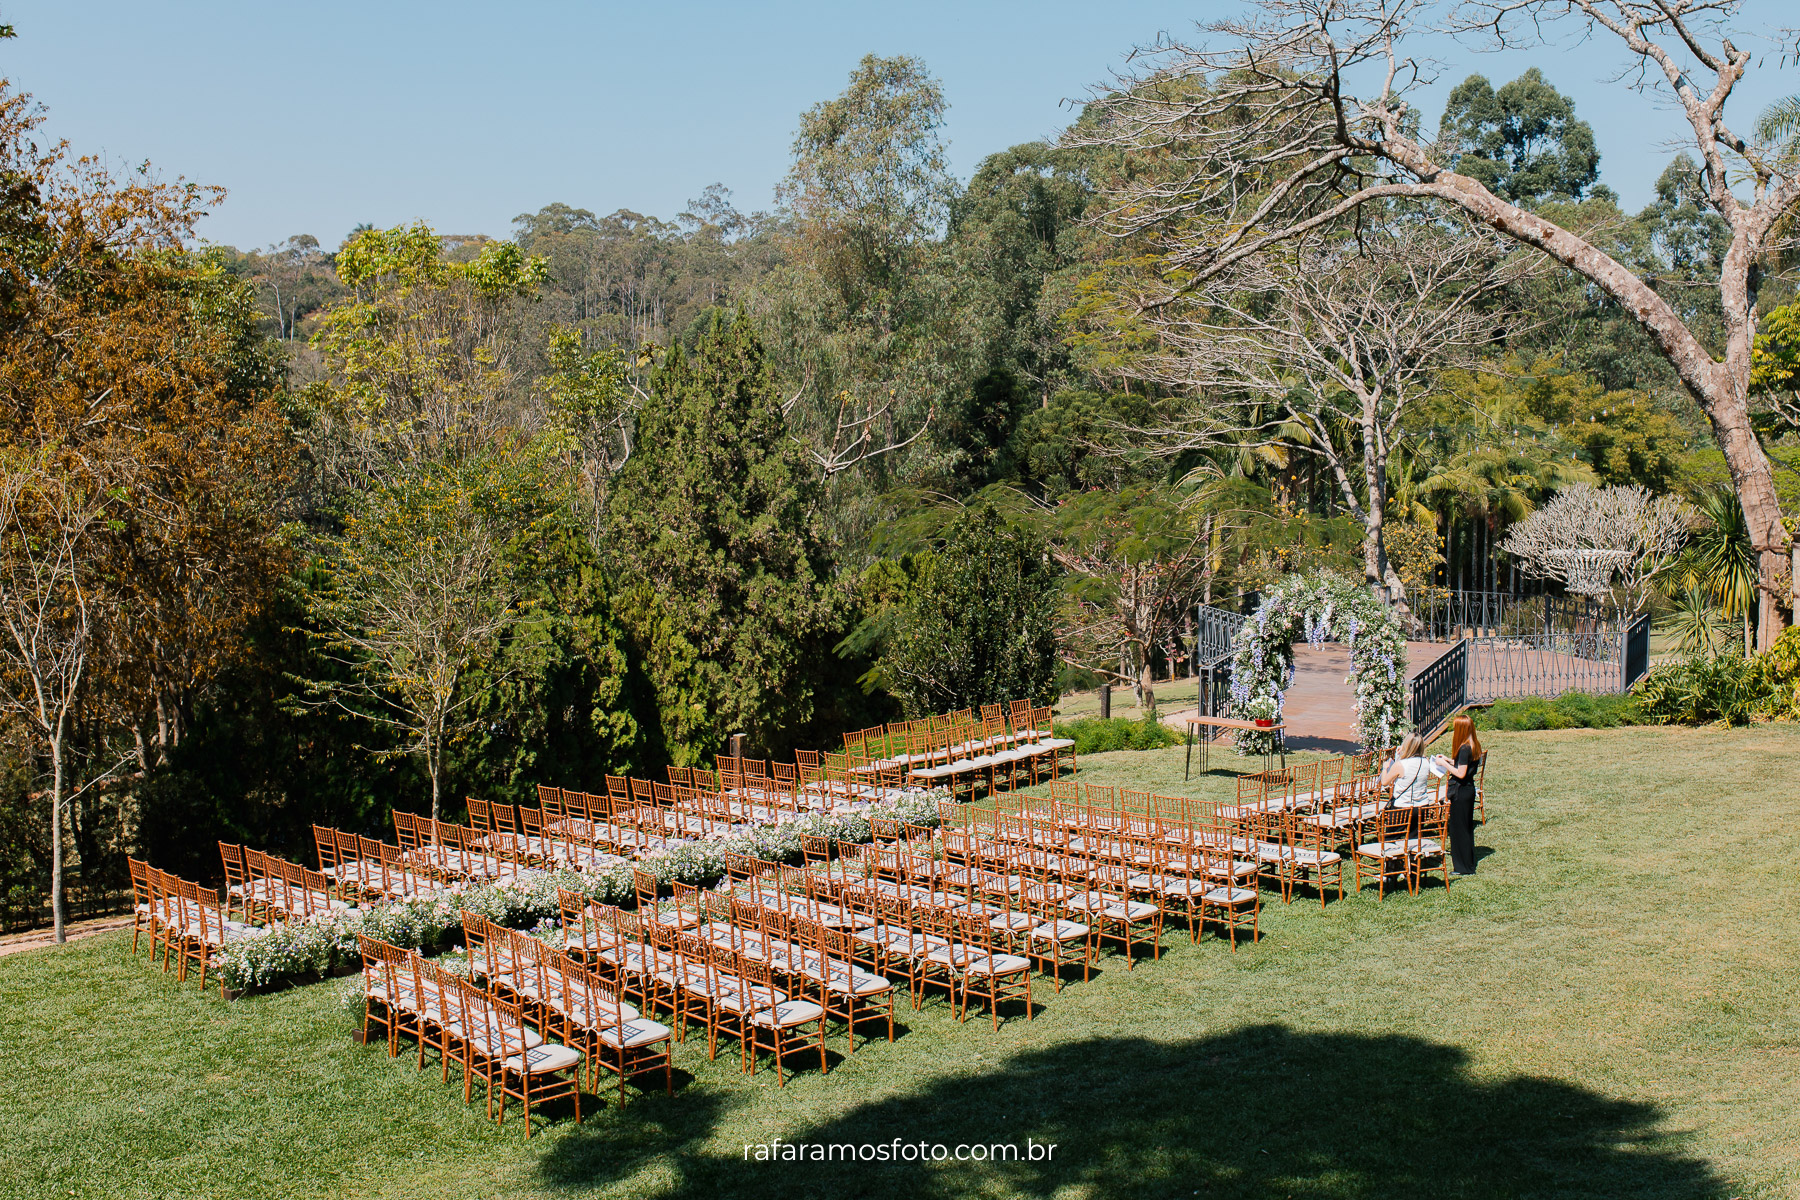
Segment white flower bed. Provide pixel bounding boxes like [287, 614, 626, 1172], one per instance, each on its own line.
[216, 787, 947, 993]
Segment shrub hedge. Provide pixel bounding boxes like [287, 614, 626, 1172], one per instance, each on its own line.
[1052, 715, 1184, 754]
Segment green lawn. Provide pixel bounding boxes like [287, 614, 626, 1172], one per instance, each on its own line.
[4, 726, 1799, 1199]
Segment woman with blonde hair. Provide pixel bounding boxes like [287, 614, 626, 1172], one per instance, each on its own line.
[1434, 715, 1483, 875]
[1378, 730, 1443, 808]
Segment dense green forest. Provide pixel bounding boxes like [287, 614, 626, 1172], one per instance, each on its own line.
[3, 30, 1799, 928]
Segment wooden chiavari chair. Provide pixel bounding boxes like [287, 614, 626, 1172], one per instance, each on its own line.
[218, 842, 251, 922]
[1065, 861, 1162, 969]
[1017, 878, 1091, 991]
[466, 795, 493, 838]
[791, 914, 895, 1054]
[1411, 802, 1452, 894]
[1287, 809, 1346, 907]
[951, 909, 1033, 1030]
[518, 806, 549, 863]
[242, 848, 282, 924]
[912, 903, 968, 1011]
[551, 950, 671, 1106]
[665, 929, 726, 1059]
[1197, 845, 1260, 949]
[1353, 807, 1413, 899]
[731, 954, 828, 1086]
[799, 834, 833, 875]
[310, 824, 340, 882]
[409, 953, 467, 1086]
[357, 934, 403, 1054]
[392, 809, 421, 855]
[127, 857, 156, 955]
[464, 986, 582, 1138]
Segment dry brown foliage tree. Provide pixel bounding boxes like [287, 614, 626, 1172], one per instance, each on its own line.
[0, 81, 292, 920]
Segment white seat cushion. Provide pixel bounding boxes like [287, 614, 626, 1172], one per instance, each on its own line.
[592, 1018, 672, 1049]
[1029, 919, 1089, 943]
[503, 1042, 582, 1074]
[748, 999, 825, 1028]
[963, 953, 1031, 975]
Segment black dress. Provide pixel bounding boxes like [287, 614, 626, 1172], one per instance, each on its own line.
[1447, 744, 1478, 875]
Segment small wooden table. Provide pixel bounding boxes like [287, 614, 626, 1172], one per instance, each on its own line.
[1185, 716, 1287, 780]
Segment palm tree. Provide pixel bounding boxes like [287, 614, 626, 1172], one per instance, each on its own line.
[1657, 580, 1736, 658]
[1417, 439, 1593, 594]
[1679, 486, 1759, 658]
[1756, 97, 1800, 268]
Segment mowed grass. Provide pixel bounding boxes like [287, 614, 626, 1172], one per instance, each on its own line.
[3, 725, 1799, 1199]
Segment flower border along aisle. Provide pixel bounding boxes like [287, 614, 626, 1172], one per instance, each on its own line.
[215, 790, 947, 993]
[1226, 570, 1408, 756]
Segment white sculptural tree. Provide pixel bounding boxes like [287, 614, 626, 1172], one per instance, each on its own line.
[1501, 484, 1694, 606]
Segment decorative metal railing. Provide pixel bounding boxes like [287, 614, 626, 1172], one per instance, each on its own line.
[1194, 603, 1247, 668]
[1623, 613, 1652, 690]
[1411, 590, 1631, 644]
[1408, 639, 1468, 740]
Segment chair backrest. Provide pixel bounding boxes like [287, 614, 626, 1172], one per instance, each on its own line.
[465, 798, 491, 833]
[489, 803, 517, 836]
[633, 868, 658, 910]
[564, 790, 591, 825]
[128, 857, 150, 908]
[220, 841, 248, 888]
[393, 810, 419, 851]
[1417, 801, 1450, 841]
[544, 787, 568, 823]
[310, 827, 338, 872]
[1380, 807, 1413, 843]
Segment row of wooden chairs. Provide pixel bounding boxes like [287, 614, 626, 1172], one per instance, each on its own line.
[546, 899, 832, 1084]
[943, 815, 1259, 950]
[359, 931, 653, 1138]
[219, 843, 355, 924]
[842, 703, 1074, 799]
[310, 827, 442, 901]
[127, 858, 268, 996]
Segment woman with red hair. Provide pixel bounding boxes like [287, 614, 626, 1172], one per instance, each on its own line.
[1435, 715, 1483, 875]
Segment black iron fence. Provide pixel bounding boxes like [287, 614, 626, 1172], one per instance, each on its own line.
[1194, 603, 1247, 669]
[1421, 609, 1655, 712]
[1, 872, 132, 936]
[1412, 590, 1632, 644]
[1408, 639, 1468, 740]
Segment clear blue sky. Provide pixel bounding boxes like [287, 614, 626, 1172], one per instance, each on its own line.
[3, 0, 1794, 251]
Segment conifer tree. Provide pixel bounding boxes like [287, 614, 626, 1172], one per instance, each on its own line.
[605, 312, 837, 760]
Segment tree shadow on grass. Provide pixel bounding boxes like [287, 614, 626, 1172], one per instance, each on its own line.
[536, 1026, 1729, 1199]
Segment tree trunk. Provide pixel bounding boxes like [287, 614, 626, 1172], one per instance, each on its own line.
[50, 733, 64, 943]
[1359, 140, 1794, 647]
[428, 738, 442, 822]
[1361, 421, 1386, 591]
[1137, 643, 1156, 715]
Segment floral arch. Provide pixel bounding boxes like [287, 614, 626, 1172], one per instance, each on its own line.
[1227, 570, 1409, 755]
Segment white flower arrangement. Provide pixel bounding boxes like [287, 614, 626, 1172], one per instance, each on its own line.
[215, 786, 949, 993]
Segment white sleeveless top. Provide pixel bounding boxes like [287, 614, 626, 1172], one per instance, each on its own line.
[1391, 757, 1443, 807]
